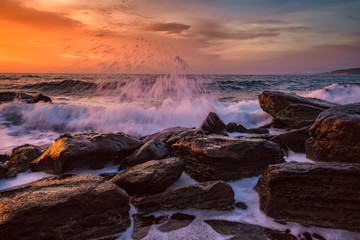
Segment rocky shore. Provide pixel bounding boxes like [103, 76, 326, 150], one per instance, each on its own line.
[0, 90, 359, 239]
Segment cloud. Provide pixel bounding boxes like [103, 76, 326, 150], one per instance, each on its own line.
[145, 22, 191, 34]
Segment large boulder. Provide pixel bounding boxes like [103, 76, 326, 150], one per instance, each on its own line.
[271, 126, 310, 153]
[7, 144, 43, 176]
[171, 136, 284, 181]
[0, 174, 130, 239]
[256, 162, 360, 231]
[121, 138, 169, 168]
[31, 132, 143, 174]
[259, 91, 336, 128]
[205, 220, 297, 240]
[200, 112, 226, 134]
[305, 103, 360, 163]
[131, 181, 234, 214]
[112, 158, 185, 195]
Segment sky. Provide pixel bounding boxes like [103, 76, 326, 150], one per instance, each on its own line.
[0, 0, 360, 74]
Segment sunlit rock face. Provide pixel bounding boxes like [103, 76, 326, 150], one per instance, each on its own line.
[31, 132, 143, 174]
[256, 162, 360, 231]
[259, 91, 336, 129]
[306, 103, 360, 163]
[171, 135, 284, 181]
[0, 174, 131, 239]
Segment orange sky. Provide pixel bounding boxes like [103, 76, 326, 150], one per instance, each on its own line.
[1, 0, 360, 74]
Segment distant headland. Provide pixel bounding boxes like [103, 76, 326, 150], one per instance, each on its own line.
[322, 67, 360, 75]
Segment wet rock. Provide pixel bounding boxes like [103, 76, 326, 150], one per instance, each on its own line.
[312, 233, 326, 240]
[27, 93, 52, 103]
[158, 213, 195, 232]
[305, 103, 360, 163]
[0, 174, 131, 240]
[0, 162, 9, 179]
[260, 119, 290, 129]
[0, 92, 33, 103]
[205, 220, 297, 240]
[271, 126, 310, 153]
[236, 124, 247, 133]
[256, 162, 360, 231]
[246, 128, 269, 134]
[226, 122, 237, 132]
[235, 202, 248, 210]
[171, 136, 284, 181]
[141, 127, 190, 142]
[99, 172, 118, 180]
[132, 214, 168, 240]
[112, 158, 185, 195]
[0, 154, 10, 162]
[31, 132, 143, 174]
[200, 112, 226, 134]
[7, 144, 43, 176]
[132, 181, 234, 214]
[122, 138, 169, 168]
[303, 232, 313, 240]
[259, 91, 336, 128]
[166, 128, 204, 146]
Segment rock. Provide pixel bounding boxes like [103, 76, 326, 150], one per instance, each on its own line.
[141, 127, 190, 142]
[0, 92, 33, 103]
[260, 119, 290, 129]
[166, 128, 204, 146]
[312, 233, 326, 240]
[121, 138, 169, 168]
[226, 122, 237, 132]
[31, 132, 143, 174]
[256, 162, 360, 231]
[259, 91, 337, 129]
[305, 103, 360, 163]
[246, 128, 269, 134]
[99, 172, 118, 180]
[0, 174, 130, 239]
[200, 112, 226, 134]
[235, 202, 248, 210]
[131, 181, 234, 214]
[158, 213, 195, 232]
[271, 126, 310, 153]
[171, 136, 284, 181]
[132, 214, 168, 240]
[0, 162, 9, 179]
[27, 93, 52, 103]
[7, 144, 43, 176]
[112, 158, 185, 195]
[303, 232, 313, 240]
[205, 220, 297, 240]
[236, 124, 247, 133]
[0, 154, 10, 162]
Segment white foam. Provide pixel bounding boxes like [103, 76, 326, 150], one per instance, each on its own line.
[285, 152, 313, 163]
[301, 84, 360, 105]
[0, 172, 52, 190]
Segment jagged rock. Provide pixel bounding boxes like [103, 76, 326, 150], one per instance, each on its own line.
[226, 122, 237, 132]
[171, 136, 284, 181]
[200, 112, 226, 134]
[141, 127, 190, 142]
[271, 126, 310, 153]
[0, 174, 131, 240]
[205, 220, 297, 240]
[256, 162, 360, 231]
[166, 128, 204, 146]
[158, 213, 195, 232]
[0, 162, 9, 179]
[27, 93, 52, 103]
[132, 214, 168, 240]
[246, 128, 269, 134]
[121, 138, 169, 168]
[236, 124, 247, 133]
[112, 158, 185, 195]
[259, 91, 336, 128]
[31, 132, 143, 174]
[305, 103, 360, 163]
[7, 144, 43, 176]
[131, 181, 234, 214]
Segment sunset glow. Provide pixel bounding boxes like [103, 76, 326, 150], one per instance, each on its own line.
[1, 0, 360, 74]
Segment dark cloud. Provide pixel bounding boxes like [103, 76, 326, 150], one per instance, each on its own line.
[145, 22, 191, 34]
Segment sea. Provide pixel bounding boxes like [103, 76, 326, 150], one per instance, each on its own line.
[0, 73, 360, 239]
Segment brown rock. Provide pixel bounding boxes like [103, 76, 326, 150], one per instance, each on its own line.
[272, 126, 310, 153]
[132, 214, 168, 240]
[7, 144, 43, 176]
[256, 162, 360, 231]
[246, 128, 269, 134]
[200, 112, 226, 134]
[112, 158, 185, 195]
[305, 103, 360, 163]
[166, 128, 204, 146]
[259, 91, 336, 129]
[27, 93, 52, 103]
[0, 92, 33, 103]
[205, 220, 297, 240]
[226, 122, 238, 132]
[0, 162, 9, 179]
[131, 181, 234, 214]
[141, 127, 190, 142]
[171, 136, 284, 181]
[31, 132, 143, 174]
[0, 174, 130, 240]
[158, 213, 195, 232]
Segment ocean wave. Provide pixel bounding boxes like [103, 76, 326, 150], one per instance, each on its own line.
[301, 84, 360, 105]
[20, 80, 97, 93]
